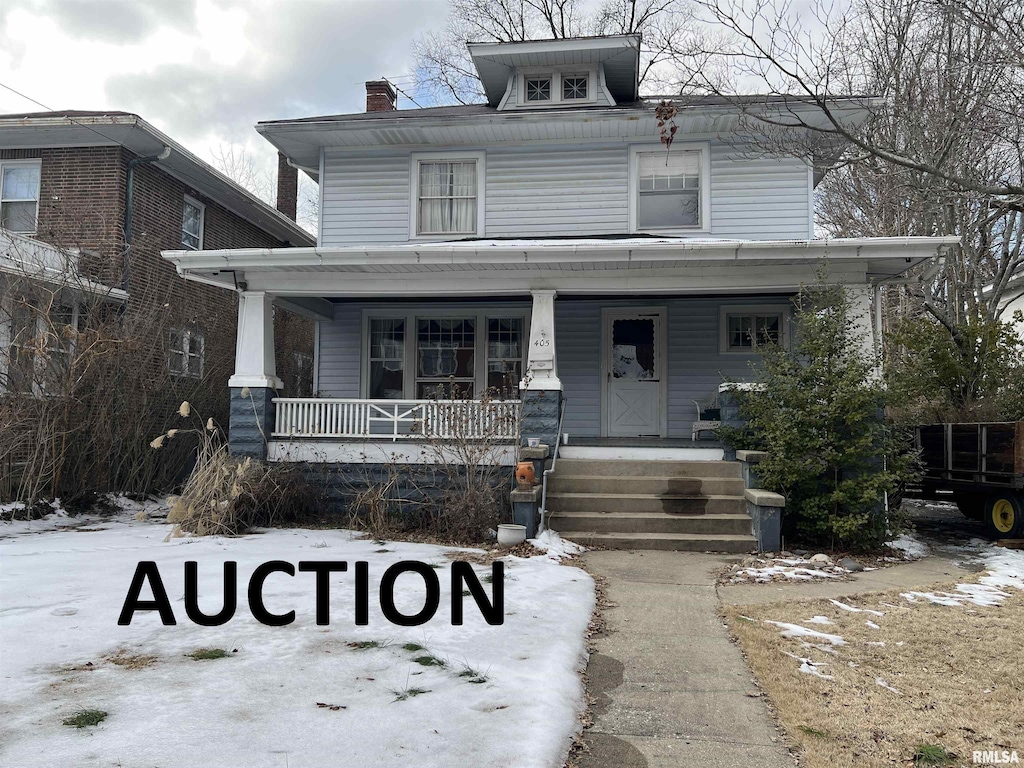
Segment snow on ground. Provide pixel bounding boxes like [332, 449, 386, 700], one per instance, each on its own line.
[828, 599, 884, 617]
[887, 533, 931, 560]
[0, 514, 595, 767]
[764, 620, 847, 646]
[725, 556, 849, 583]
[529, 529, 585, 561]
[901, 545, 1024, 608]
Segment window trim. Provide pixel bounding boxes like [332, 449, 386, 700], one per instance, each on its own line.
[718, 304, 791, 355]
[167, 326, 205, 379]
[561, 73, 590, 101]
[408, 151, 486, 240]
[628, 143, 711, 234]
[0, 159, 42, 235]
[361, 307, 529, 399]
[181, 195, 206, 250]
[524, 75, 553, 103]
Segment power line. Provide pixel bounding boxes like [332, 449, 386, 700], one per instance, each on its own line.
[0, 80, 130, 150]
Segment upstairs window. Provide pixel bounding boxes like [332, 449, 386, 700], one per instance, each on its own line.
[562, 75, 588, 100]
[1, 161, 41, 234]
[636, 150, 702, 229]
[525, 76, 552, 102]
[181, 196, 205, 250]
[412, 152, 484, 237]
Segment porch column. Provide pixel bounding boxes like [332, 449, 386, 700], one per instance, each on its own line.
[846, 284, 880, 373]
[228, 291, 282, 459]
[520, 290, 562, 448]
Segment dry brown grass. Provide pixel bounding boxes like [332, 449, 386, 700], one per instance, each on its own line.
[725, 585, 1024, 767]
[106, 652, 158, 670]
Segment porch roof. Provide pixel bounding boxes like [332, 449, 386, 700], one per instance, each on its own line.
[163, 236, 959, 299]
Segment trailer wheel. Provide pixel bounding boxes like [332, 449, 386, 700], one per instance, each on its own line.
[953, 492, 985, 521]
[984, 493, 1024, 539]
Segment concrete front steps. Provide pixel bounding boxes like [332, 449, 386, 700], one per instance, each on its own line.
[545, 458, 756, 553]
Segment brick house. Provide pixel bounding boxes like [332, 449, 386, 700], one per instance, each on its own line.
[0, 111, 316, 499]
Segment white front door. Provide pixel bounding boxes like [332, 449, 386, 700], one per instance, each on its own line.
[603, 309, 665, 437]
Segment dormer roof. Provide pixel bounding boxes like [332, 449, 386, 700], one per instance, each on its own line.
[467, 34, 641, 106]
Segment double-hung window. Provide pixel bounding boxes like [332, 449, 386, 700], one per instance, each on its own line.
[168, 326, 204, 378]
[365, 312, 525, 399]
[630, 145, 709, 232]
[4, 295, 78, 395]
[1, 161, 41, 234]
[412, 152, 484, 237]
[182, 196, 205, 250]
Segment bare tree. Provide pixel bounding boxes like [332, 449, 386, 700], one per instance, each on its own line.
[667, 0, 1022, 413]
[413, 0, 704, 103]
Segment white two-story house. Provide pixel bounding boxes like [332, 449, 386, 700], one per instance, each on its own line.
[163, 34, 957, 470]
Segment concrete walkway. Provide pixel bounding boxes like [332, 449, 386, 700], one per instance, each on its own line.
[579, 550, 794, 768]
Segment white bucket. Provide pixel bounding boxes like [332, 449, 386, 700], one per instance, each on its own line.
[497, 524, 527, 547]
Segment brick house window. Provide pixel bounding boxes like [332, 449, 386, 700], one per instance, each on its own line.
[4, 295, 78, 395]
[168, 326, 204, 378]
[181, 196, 205, 250]
[1, 161, 41, 234]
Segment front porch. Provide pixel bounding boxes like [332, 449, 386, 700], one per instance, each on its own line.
[162, 235, 957, 460]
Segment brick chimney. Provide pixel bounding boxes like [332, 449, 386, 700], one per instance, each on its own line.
[276, 151, 298, 221]
[365, 80, 397, 112]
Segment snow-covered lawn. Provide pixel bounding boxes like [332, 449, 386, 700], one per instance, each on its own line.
[0, 511, 594, 767]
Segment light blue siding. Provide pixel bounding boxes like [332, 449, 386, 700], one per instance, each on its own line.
[316, 295, 794, 436]
[319, 140, 812, 246]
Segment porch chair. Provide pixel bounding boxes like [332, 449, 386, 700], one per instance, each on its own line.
[691, 395, 722, 441]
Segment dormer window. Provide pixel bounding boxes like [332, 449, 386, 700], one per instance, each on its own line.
[525, 77, 552, 102]
[562, 75, 588, 100]
[514, 70, 597, 108]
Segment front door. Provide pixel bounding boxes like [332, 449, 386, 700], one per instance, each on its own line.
[603, 309, 665, 437]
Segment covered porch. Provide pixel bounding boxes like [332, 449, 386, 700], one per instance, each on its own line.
[161, 235, 958, 462]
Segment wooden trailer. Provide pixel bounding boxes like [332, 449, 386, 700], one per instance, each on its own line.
[914, 422, 1024, 538]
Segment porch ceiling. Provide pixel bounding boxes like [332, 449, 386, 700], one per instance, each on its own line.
[162, 235, 959, 298]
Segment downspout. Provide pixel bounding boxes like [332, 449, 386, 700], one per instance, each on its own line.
[123, 146, 171, 290]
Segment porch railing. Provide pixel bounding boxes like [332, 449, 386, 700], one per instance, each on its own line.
[271, 398, 521, 442]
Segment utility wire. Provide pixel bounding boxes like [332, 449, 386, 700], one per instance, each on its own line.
[384, 77, 424, 108]
[0, 80, 132, 150]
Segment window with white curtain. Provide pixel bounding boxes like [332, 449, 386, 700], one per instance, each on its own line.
[413, 155, 482, 236]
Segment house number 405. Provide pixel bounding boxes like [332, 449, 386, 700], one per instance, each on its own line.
[533, 338, 551, 347]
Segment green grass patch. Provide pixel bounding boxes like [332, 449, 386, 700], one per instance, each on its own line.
[913, 744, 956, 766]
[62, 709, 107, 728]
[348, 640, 385, 650]
[187, 648, 228, 661]
[402, 642, 425, 652]
[413, 655, 446, 667]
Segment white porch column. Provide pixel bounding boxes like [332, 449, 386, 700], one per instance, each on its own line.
[846, 283, 880, 371]
[228, 291, 283, 390]
[522, 289, 561, 391]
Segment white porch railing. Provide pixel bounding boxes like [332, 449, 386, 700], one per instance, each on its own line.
[271, 398, 521, 441]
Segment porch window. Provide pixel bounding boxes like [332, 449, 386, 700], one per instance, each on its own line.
[636, 150, 701, 229]
[182, 196, 205, 250]
[487, 317, 523, 395]
[416, 161, 478, 235]
[168, 326, 204, 378]
[368, 318, 405, 399]
[7, 301, 37, 393]
[721, 307, 785, 353]
[416, 317, 475, 398]
[1, 161, 41, 234]
[363, 311, 526, 399]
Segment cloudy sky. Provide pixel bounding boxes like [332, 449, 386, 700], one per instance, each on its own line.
[0, 0, 448, 217]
